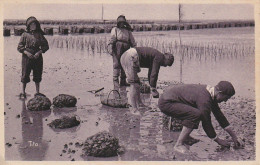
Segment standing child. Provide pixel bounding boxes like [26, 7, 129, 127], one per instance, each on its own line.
[108, 15, 136, 86]
[17, 16, 49, 98]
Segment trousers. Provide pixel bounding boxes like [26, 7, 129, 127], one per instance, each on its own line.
[158, 96, 203, 129]
[112, 41, 130, 81]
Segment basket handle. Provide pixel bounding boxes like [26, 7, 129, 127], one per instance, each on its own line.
[107, 90, 121, 100]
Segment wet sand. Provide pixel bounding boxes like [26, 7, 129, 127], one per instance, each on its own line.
[4, 28, 255, 161]
[4, 83, 255, 161]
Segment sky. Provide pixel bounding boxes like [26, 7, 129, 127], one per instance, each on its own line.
[3, 3, 254, 21]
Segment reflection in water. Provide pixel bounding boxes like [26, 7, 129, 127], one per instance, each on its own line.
[50, 106, 80, 133]
[100, 88, 180, 160]
[139, 110, 171, 159]
[19, 99, 51, 161]
[106, 108, 142, 160]
[48, 124, 80, 133]
[52, 107, 77, 116]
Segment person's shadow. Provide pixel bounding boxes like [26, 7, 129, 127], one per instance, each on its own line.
[18, 99, 51, 161]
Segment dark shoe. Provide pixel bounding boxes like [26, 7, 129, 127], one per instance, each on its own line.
[19, 93, 27, 99]
[113, 77, 119, 82]
[151, 88, 159, 98]
[184, 136, 200, 146]
[120, 79, 130, 87]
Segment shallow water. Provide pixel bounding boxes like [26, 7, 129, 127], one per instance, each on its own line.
[4, 27, 255, 161]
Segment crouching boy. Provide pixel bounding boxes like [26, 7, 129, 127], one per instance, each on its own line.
[158, 81, 242, 153]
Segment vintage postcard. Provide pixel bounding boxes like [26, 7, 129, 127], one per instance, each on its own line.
[0, 0, 259, 164]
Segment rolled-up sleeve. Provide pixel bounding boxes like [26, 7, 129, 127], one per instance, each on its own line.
[40, 35, 49, 53]
[17, 33, 26, 53]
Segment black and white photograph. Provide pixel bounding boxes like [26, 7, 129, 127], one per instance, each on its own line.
[1, 0, 259, 162]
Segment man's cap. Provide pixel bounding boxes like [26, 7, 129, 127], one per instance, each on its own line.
[216, 81, 235, 96]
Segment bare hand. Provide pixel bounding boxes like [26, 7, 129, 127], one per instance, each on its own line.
[34, 50, 42, 59]
[24, 50, 34, 59]
[233, 138, 245, 149]
[224, 126, 244, 148]
[34, 53, 40, 59]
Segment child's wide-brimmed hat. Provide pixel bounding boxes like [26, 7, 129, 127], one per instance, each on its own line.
[216, 81, 235, 96]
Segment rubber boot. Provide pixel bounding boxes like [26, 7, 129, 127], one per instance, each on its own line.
[151, 87, 159, 98]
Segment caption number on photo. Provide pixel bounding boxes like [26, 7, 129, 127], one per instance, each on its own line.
[28, 141, 39, 147]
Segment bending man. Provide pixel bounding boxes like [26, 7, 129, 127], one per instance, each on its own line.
[121, 47, 174, 115]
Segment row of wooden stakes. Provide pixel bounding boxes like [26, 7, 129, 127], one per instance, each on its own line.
[3, 21, 255, 36]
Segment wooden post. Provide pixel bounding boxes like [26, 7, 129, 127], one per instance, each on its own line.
[3, 29, 11, 36]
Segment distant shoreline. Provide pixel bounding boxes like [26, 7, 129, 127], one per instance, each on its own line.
[3, 20, 254, 36]
[3, 19, 255, 26]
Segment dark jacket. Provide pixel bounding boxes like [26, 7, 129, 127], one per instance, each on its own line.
[18, 16, 48, 57]
[135, 47, 165, 88]
[17, 32, 49, 56]
[160, 84, 230, 138]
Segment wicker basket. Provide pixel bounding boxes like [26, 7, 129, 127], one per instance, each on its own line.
[100, 90, 128, 108]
